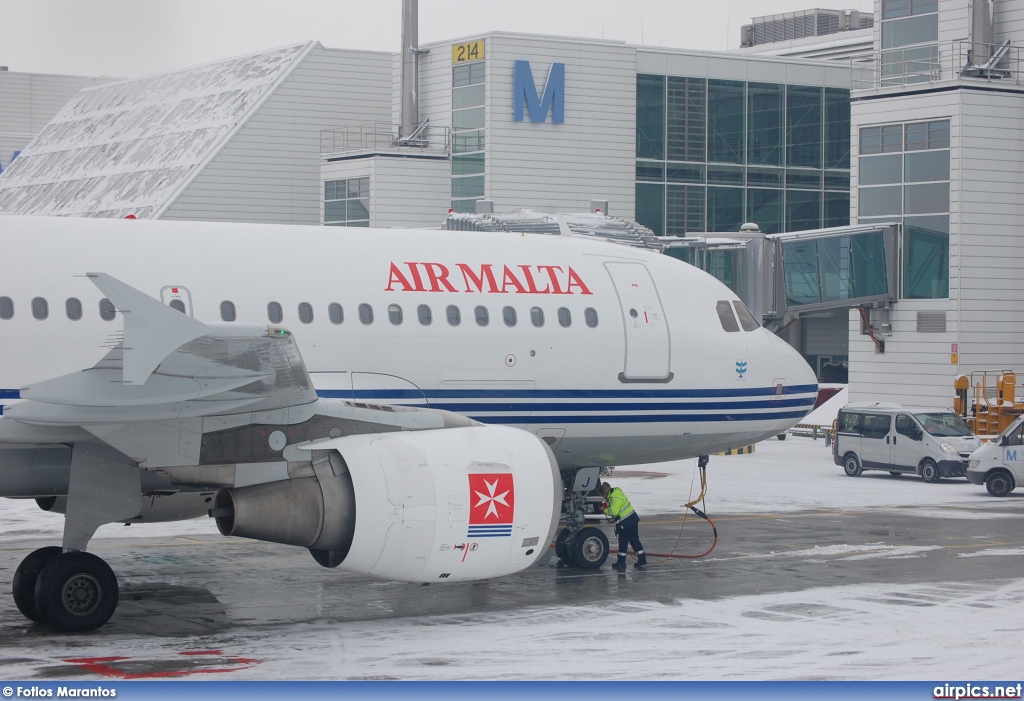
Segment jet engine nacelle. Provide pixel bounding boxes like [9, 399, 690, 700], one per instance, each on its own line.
[213, 426, 561, 582]
[37, 491, 214, 523]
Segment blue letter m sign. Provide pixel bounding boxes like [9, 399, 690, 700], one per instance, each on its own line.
[513, 60, 565, 124]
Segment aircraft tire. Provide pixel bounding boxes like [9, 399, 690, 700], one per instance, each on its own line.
[35, 552, 119, 632]
[12, 546, 62, 623]
[555, 528, 576, 566]
[572, 527, 609, 570]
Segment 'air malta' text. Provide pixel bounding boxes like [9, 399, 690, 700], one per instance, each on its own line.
[386, 263, 593, 295]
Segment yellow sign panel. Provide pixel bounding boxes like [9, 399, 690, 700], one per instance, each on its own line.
[452, 41, 485, 64]
[951, 354, 959, 364]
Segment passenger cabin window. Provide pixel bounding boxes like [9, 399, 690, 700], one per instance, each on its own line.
[733, 300, 761, 331]
[0, 296, 12, 320]
[298, 302, 314, 324]
[31, 298, 48, 320]
[503, 306, 517, 327]
[475, 305, 489, 326]
[220, 301, 236, 322]
[99, 298, 116, 321]
[530, 307, 544, 327]
[328, 303, 343, 325]
[1005, 422, 1024, 447]
[585, 307, 598, 328]
[359, 303, 374, 325]
[716, 300, 740, 332]
[418, 304, 432, 326]
[65, 298, 82, 321]
[388, 304, 403, 325]
[169, 299, 186, 314]
[267, 302, 283, 324]
[558, 307, 572, 327]
[838, 412, 860, 433]
[447, 305, 462, 326]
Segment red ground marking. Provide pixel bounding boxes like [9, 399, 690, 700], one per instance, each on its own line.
[64, 651, 260, 679]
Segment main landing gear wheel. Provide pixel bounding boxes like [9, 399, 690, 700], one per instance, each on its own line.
[572, 527, 609, 570]
[555, 528, 576, 566]
[34, 552, 119, 632]
[12, 546, 62, 623]
[843, 453, 862, 477]
[920, 459, 940, 484]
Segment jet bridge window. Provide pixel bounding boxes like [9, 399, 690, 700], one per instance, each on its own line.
[558, 307, 571, 327]
[328, 303, 343, 325]
[446, 305, 461, 326]
[31, 298, 48, 320]
[267, 302, 283, 324]
[475, 305, 489, 327]
[531, 307, 544, 327]
[0, 296, 13, 320]
[417, 304, 432, 326]
[359, 303, 374, 325]
[298, 303, 313, 324]
[65, 298, 82, 321]
[732, 300, 760, 331]
[716, 300, 740, 332]
[388, 304, 403, 325]
[99, 298, 116, 322]
[220, 301, 236, 322]
[584, 307, 598, 328]
[503, 306, 517, 327]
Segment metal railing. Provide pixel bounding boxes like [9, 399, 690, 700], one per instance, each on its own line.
[852, 40, 1022, 90]
[320, 122, 450, 157]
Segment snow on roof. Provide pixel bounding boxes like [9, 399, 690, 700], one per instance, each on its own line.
[0, 42, 314, 219]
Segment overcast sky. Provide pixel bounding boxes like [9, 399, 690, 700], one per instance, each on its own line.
[0, 0, 873, 78]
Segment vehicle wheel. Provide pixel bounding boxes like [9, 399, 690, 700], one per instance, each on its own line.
[920, 459, 940, 483]
[777, 433, 787, 441]
[986, 470, 1014, 498]
[843, 453, 862, 477]
[12, 546, 62, 623]
[555, 528, 576, 566]
[572, 527, 609, 570]
[889, 471, 902, 477]
[35, 552, 119, 632]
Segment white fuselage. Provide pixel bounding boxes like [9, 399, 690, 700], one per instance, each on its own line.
[0, 215, 818, 467]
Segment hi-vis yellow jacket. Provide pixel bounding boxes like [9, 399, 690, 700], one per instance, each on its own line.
[603, 487, 635, 521]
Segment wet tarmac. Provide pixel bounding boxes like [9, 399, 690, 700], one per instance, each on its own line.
[1, 491, 1022, 679]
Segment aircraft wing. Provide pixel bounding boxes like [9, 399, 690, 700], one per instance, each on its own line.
[6, 273, 318, 427]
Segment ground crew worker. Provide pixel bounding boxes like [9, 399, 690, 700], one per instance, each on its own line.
[599, 481, 647, 571]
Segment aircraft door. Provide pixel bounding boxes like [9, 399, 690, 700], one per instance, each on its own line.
[604, 263, 672, 381]
[160, 285, 194, 316]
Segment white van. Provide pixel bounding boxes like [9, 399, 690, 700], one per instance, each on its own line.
[965, 415, 1024, 496]
[832, 404, 981, 482]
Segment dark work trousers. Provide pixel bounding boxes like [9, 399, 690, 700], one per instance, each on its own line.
[614, 512, 646, 564]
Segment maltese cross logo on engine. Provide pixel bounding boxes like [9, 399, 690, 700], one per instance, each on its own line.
[468, 473, 515, 538]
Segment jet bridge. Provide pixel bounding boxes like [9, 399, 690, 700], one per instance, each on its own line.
[660, 223, 899, 331]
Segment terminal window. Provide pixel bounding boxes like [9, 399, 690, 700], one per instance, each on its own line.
[634, 75, 850, 236]
[324, 177, 369, 227]
[452, 59, 486, 214]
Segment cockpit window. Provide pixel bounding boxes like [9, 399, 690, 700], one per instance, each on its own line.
[732, 300, 760, 331]
[716, 300, 740, 332]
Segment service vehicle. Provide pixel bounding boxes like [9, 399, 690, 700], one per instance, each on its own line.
[965, 414, 1024, 497]
[833, 404, 981, 481]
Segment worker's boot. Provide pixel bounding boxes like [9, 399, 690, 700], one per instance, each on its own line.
[633, 552, 648, 570]
[611, 557, 627, 572]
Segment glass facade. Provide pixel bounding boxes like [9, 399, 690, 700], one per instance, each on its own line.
[635, 76, 850, 236]
[324, 177, 370, 226]
[879, 0, 939, 85]
[858, 119, 950, 299]
[452, 60, 486, 213]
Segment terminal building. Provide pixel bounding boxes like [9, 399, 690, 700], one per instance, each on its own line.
[0, 0, 1021, 408]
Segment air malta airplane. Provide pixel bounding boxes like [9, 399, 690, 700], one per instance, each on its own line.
[0, 214, 817, 631]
